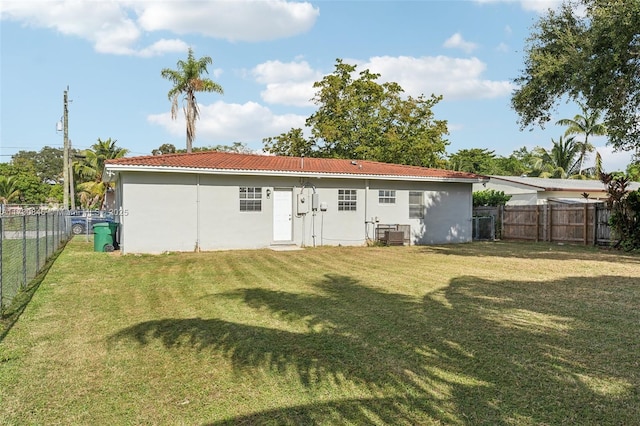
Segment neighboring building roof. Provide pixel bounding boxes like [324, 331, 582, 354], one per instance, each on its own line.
[104, 151, 488, 183]
[488, 175, 640, 192]
[547, 197, 605, 204]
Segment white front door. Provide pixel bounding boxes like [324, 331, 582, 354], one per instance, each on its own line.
[273, 189, 293, 241]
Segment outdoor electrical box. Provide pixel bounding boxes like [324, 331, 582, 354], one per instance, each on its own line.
[297, 194, 309, 214]
[311, 193, 320, 211]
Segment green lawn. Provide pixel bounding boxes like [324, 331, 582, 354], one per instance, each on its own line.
[1, 238, 639, 425]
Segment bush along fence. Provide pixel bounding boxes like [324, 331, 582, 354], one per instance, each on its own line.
[0, 209, 71, 313]
[473, 203, 612, 246]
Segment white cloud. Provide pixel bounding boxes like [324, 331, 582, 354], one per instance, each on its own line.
[147, 101, 307, 143]
[361, 56, 514, 100]
[496, 42, 510, 53]
[247, 55, 515, 107]
[251, 60, 321, 106]
[1, 0, 141, 54]
[504, 25, 513, 36]
[261, 82, 316, 107]
[137, 39, 190, 58]
[0, 0, 319, 56]
[519, 0, 562, 13]
[472, 0, 561, 14]
[252, 60, 318, 84]
[136, 0, 319, 42]
[596, 146, 634, 173]
[443, 33, 479, 54]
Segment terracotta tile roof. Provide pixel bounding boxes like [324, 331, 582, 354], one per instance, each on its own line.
[105, 151, 485, 181]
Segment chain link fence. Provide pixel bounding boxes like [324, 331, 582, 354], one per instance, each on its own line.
[1, 207, 71, 313]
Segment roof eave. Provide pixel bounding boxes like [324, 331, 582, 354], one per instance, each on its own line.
[104, 164, 487, 184]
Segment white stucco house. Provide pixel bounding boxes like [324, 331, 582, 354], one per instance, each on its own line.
[474, 175, 640, 206]
[103, 151, 488, 254]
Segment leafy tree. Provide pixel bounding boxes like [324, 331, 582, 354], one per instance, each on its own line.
[47, 183, 63, 204]
[11, 146, 71, 183]
[473, 189, 511, 207]
[264, 59, 449, 167]
[161, 48, 224, 153]
[601, 172, 640, 250]
[494, 155, 528, 176]
[512, 0, 640, 152]
[152, 143, 178, 156]
[556, 103, 607, 174]
[0, 163, 50, 204]
[510, 147, 542, 174]
[263, 128, 317, 157]
[207, 142, 253, 154]
[627, 162, 640, 181]
[447, 148, 499, 174]
[152, 142, 253, 155]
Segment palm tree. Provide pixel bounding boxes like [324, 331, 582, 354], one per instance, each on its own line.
[73, 138, 128, 208]
[161, 48, 224, 153]
[0, 175, 21, 204]
[74, 138, 128, 183]
[533, 136, 581, 178]
[556, 103, 607, 175]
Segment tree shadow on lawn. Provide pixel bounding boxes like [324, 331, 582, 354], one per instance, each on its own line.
[419, 241, 640, 264]
[109, 274, 640, 425]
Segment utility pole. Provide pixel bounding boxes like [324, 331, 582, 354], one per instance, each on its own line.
[63, 87, 69, 210]
[69, 139, 76, 210]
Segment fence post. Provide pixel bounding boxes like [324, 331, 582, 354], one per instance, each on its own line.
[36, 213, 40, 270]
[45, 212, 49, 260]
[593, 205, 597, 246]
[547, 205, 552, 242]
[499, 205, 503, 240]
[583, 204, 588, 246]
[535, 205, 540, 242]
[22, 214, 27, 289]
[0, 216, 3, 311]
[55, 212, 59, 248]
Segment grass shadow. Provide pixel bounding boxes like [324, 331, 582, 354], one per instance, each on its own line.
[419, 241, 640, 263]
[109, 273, 640, 424]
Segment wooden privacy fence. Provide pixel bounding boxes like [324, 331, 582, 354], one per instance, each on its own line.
[499, 204, 611, 245]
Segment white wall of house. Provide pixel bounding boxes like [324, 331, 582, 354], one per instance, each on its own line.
[474, 178, 616, 206]
[473, 180, 540, 206]
[115, 171, 474, 253]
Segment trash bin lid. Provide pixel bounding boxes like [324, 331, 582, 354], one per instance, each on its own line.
[92, 222, 110, 228]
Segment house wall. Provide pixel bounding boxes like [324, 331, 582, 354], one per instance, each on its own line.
[115, 171, 474, 253]
[119, 172, 199, 253]
[476, 179, 613, 206]
[474, 180, 540, 206]
[538, 190, 608, 203]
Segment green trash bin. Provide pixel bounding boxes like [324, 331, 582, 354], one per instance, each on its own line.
[93, 222, 114, 252]
[107, 222, 119, 250]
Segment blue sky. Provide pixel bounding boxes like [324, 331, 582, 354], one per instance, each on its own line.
[0, 0, 634, 172]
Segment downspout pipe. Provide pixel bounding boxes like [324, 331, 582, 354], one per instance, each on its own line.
[196, 174, 201, 252]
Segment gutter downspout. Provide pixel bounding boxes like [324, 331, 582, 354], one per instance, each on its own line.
[364, 179, 369, 243]
[196, 174, 201, 252]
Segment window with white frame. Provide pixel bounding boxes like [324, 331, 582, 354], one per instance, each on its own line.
[378, 190, 396, 204]
[409, 191, 425, 218]
[338, 189, 357, 211]
[239, 187, 262, 212]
